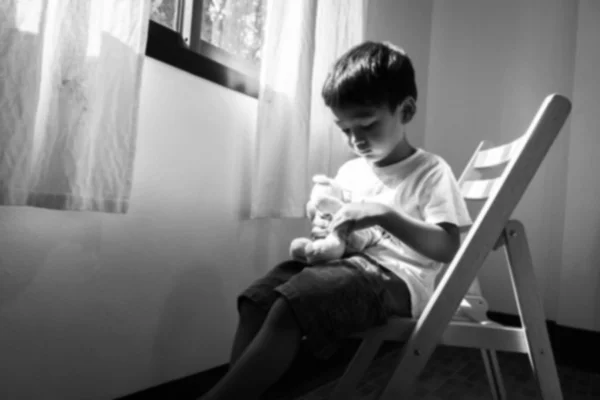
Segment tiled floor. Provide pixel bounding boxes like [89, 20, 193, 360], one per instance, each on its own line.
[264, 343, 600, 400]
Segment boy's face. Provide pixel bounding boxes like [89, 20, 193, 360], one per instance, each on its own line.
[332, 103, 405, 165]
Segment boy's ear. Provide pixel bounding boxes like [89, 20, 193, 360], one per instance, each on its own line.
[400, 97, 416, 124]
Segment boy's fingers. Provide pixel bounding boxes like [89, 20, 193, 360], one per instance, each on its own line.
[311, 228, 327, 239]
[312, 174, 332, 184]
[312, 175, 341, 189]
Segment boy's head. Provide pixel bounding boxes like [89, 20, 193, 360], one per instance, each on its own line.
[321, 41, 418, 165]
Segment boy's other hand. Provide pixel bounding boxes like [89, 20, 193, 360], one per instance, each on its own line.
[311, 212, 331, 239]
[330, 202, 391, 233]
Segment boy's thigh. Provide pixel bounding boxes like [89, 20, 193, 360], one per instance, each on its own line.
[377, 268, 412, 318]
[237, 260, 307, 313]
[345, 256, 412, 318]
[272, 261, 398, 359]
[276, 262, 390, 334]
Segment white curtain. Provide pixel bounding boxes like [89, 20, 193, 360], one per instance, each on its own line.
[250, 0, 367, 218]
[0, 0, 150, 213]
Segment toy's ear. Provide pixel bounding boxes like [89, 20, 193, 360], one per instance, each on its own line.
[315, 195, 343, 214]
[310, 181, 332, 200]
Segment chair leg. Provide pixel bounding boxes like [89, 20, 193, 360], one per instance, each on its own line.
[503, 220, 563, 400]
[330, 333, 384, 400]
[481, 348, 507, 400]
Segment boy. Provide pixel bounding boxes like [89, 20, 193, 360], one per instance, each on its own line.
[200, 41, 472, 400]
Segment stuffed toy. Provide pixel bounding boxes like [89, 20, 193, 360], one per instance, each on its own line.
[289, 175, 382, 264]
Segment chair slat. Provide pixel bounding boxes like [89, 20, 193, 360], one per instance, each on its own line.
[353, 318, 529, 353]
[461, 178, 501, 200]
[473, 135, 526, 169]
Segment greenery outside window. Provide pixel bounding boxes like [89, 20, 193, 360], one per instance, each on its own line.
[147, 0, 267, 98]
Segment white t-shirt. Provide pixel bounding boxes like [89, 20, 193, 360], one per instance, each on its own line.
[334, 148, 472, 317]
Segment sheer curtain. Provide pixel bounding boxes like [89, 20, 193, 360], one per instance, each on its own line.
[0, 0, 150, 213]
[250, 0, 367, 218]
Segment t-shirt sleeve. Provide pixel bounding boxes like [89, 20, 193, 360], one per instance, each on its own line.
[420, 161, 472, 228]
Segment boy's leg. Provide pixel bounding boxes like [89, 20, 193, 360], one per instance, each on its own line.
[229, 260, 306, 367]
[200, 297, 303, 400]
[201, 258, 400, 399]
[229, 299, 267, 366]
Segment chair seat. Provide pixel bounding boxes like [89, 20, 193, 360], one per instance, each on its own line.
[350, 313, 527, 354]
[349, 293, 530, 354]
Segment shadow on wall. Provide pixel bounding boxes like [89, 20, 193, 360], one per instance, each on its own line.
[0, 9, 48, 304]
[151, 263, 229, 382]
[0, 208, 102, 307]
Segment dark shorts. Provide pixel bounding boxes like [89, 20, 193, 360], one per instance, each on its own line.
[237, 255, 412, 360]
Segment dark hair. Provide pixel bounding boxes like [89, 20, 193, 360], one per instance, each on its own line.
[321, 41, 417, 112]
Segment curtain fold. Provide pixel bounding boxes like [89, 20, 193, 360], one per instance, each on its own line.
[250, 0, 366, 219]
[0, 0, 150, 213]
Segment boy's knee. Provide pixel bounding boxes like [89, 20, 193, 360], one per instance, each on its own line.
[238, 297, 267, 325]
[265, 297, 301, 333]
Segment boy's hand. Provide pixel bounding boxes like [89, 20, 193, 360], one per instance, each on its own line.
[311, 212, 331, 239]
[330, 202, 391, 233]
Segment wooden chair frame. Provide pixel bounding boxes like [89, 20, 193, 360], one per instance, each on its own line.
[330, 94, 572, 400]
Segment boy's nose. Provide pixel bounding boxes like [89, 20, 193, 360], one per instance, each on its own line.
[350, 133, 367, 146]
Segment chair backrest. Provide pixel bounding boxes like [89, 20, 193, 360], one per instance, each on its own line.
[438, 94, 571, 322]
[434, 93, 571, 319]
[458, 136, 528, 228]
[458, 93, 571, 241]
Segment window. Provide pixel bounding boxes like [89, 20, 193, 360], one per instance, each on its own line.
[147, 0, 268, 98]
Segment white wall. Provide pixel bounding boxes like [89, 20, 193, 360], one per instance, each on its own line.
[369, 0, 600, 333]
[366, 0, 433, 150]
[559, 0, 600, 331]
[0, 58, 308, 400]
[423, 0, 580, 323]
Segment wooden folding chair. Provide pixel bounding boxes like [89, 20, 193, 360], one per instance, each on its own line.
[330, 93, 572, 400]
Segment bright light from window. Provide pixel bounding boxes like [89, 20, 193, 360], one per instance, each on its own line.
[86, 1, 104, 57]
[16, 0, 44, 33]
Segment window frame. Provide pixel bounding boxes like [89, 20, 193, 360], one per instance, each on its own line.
[146, 0, 260, 98]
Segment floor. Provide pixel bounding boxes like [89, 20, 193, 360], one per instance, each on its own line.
[261, 341, 600, 400]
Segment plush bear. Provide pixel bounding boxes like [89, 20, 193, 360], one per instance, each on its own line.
[289, 175, 382, 264]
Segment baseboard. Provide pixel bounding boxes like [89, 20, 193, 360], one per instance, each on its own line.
[116, 312, 600, 399]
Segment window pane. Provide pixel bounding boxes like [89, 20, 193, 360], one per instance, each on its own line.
[151, 0, 180, 31]
[200, 0, 267, 64]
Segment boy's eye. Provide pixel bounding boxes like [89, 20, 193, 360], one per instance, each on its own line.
[361, 122, 376, 130]
[341, 122, 376, 135]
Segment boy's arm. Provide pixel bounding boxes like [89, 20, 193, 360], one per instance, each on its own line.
[377, 210, 460, 264]
[380, 160, 469, 264]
